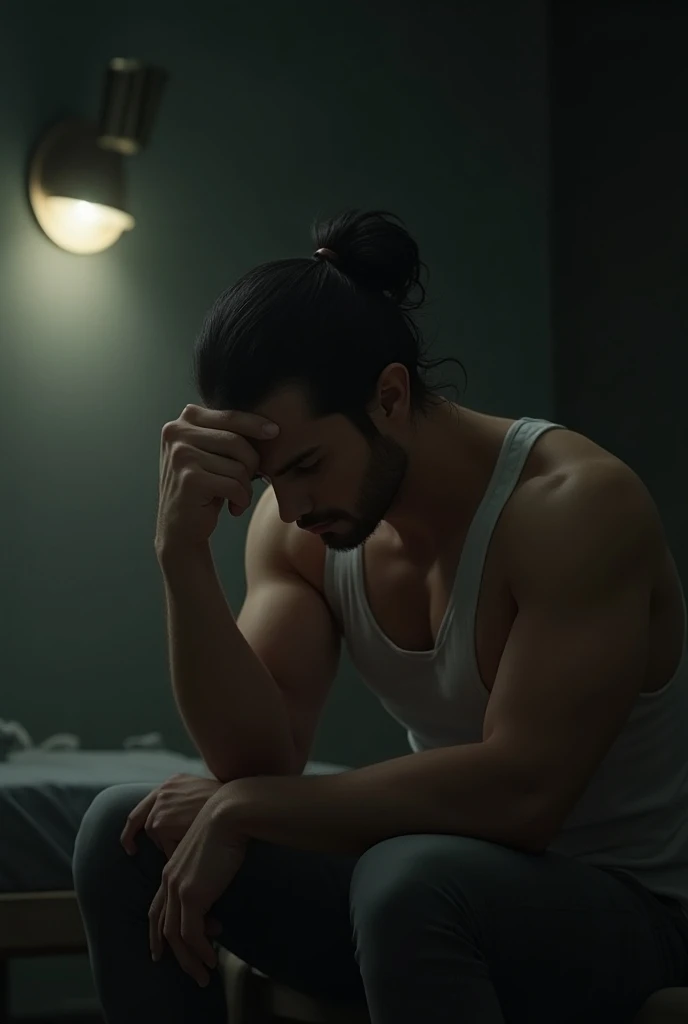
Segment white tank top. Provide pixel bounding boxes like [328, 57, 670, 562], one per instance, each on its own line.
[324, 417, 688, 915]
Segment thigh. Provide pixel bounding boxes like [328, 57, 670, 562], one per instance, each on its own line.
[215, 837, 363, 1001]
[476, 847, 688, 1023]
[74, 783, 363, 1003]
[353, 834, 688, 1024]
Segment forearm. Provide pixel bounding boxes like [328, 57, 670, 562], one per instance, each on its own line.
[158, 542, 297, 781]
[216, 742, 547, 855]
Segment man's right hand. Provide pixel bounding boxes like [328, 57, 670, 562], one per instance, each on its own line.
[155, 404, 280, 550]
[120, 774, 224, 859]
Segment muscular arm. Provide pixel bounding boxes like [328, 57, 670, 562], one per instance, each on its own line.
[212, 461, 663, 854]
[236, 489, 341, 773]
[161, 489, 339, 782]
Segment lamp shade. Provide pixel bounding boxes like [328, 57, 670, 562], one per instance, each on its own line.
[28, 119, 135, 254]
[98, 58, 168, 155]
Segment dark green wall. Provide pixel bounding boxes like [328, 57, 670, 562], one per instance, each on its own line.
[2, 1, 549, 1014]
[551, 1, 688, 580]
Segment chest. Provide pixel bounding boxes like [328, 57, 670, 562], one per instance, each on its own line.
[362, 532, 516, 692]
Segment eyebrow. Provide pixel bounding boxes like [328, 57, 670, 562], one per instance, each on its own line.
[265, 445, 321, 479]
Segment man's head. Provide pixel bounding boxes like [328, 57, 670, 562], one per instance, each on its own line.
[247, 369, 410, 550]
[194, 209, 463, 549]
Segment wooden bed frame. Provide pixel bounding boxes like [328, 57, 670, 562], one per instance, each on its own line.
[0, 891, 87, 1023]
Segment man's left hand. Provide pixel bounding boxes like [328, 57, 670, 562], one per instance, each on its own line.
[148, 788, 245, 987]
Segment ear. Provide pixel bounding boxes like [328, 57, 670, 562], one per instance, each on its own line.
[367, 363, 411, 429]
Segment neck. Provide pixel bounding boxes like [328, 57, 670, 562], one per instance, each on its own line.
[383, 402, 509, 559]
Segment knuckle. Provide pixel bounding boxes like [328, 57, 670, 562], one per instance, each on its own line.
[178, 881, 195, 901]
[169, 440, 192, 466]
[177, 466, 198, 491]
[161, 420, 179, 444]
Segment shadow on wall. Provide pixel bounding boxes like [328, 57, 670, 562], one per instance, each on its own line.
[551, 0, 688, 582]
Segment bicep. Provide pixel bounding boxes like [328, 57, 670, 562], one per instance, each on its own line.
[483, 469, 659, 840]
[485, 581, 650, 771]
[238, 529, 340, 772]
[483, 582, 651, 843]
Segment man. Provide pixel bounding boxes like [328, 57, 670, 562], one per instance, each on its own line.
[74, 210, 688, 1023]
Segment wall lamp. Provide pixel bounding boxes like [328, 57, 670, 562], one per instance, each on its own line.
[29, 59, 168, 255]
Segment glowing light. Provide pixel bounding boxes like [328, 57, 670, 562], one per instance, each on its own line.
[31, 195, 135, 255]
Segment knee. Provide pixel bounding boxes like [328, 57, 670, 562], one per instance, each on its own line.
[73, 783, 151, 902]
[350, 833, 507, 940]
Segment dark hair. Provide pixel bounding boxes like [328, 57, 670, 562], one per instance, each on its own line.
[194, 210, 465, 435]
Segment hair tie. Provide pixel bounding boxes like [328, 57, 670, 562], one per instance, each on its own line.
[313, 247, 339, 264]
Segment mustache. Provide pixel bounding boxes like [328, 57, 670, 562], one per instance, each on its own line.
[298, 512, 350, 530]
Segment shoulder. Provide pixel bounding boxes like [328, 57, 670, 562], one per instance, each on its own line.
[245, 486, 328, 591]
[504, 436, 665, 602]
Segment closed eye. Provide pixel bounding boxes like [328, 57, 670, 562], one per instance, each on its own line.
[292, 459, 322, 476]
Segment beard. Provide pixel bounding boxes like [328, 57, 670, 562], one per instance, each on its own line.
[321, 432, 408, 552]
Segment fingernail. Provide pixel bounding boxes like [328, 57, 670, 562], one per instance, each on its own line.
[262, 423, 279, 437]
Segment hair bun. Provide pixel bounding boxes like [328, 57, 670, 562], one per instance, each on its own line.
[311, 209, 426, 310]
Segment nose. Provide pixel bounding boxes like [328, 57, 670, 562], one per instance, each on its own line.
[272, 484, 311, 525]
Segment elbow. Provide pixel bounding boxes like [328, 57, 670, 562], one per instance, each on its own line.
[205, 747, 301, 786]
[483, 786, 558, 855]
[196, 724, 301, 785]
[486, 814, 550, 855]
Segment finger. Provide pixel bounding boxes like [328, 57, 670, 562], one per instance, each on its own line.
[144, 809, 179, 858]
[144, 829, 165, 857]
[195, 471, 254, 516]
[158, 891, 165, 955]
[170, 445, 256, 511]
[149, 887, 165, 961]
[121, 792, 158, 855]
[164, 891, 209, 987]
[181, 405, 280, 441]
[192, 448, 255, 496]
[181, 899, 218, 971]
[160, 838, 179, 860]
[194, 461, 254, 511]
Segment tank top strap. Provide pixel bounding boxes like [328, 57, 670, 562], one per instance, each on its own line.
[450, 417, 565, 613]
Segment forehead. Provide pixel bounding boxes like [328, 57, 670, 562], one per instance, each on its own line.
[251, 386, 330, 471]
[253, 385, 315, 430]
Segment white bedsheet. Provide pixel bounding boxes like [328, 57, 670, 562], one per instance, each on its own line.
[0, 750, 347, 892]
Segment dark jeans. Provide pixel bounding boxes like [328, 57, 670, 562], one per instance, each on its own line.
[73, 783, 688, 1024]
